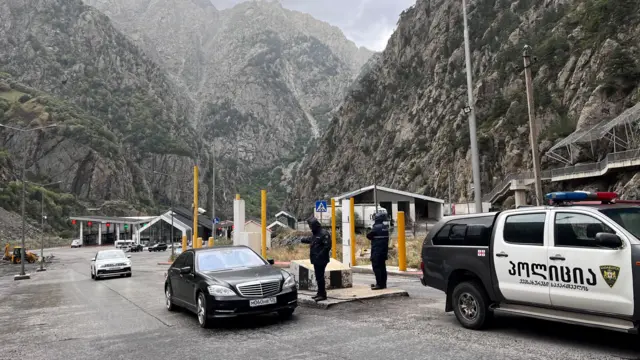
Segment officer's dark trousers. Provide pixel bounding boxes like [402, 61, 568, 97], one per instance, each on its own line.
[314, 262, 327, 296]
[371, 257, 387, 288]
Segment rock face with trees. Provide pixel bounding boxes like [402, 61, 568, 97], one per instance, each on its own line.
[290, 0, 640, 214]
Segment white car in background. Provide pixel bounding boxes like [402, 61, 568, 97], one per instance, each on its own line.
[70, 239, 82, 248]
[90, 249, 132, 280]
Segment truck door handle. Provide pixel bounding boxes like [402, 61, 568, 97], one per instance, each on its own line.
[549, 255, 565, 261]
[496, 252, 508, 257]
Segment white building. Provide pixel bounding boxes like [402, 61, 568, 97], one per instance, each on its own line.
[314, 185, 444, 226]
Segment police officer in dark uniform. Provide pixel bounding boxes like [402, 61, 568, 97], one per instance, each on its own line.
[301, 217, 332, 301]
[367, 212, 389, 290]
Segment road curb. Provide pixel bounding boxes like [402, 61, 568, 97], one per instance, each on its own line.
[297, 287, 408, 309]
[351, 266, 421, 278]
[157, 262, 172, 265]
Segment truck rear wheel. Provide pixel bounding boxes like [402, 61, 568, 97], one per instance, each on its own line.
[452, 281, 492, 330]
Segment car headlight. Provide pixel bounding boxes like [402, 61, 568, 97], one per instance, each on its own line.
[207, 285, 236, 297]
[283, 274, 296, 288]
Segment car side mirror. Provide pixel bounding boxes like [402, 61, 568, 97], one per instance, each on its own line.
[595, 232, 622, 249]
[179, 266, 192, 274]
[127, 255, 131, 258]
[267, 259, 275, 265]
[90, 258, 95, 261]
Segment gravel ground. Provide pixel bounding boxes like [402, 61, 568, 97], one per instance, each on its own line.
[0, 246, 638, 360]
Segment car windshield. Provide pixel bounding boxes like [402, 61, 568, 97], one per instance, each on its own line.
[600, 207, 640, 240]
[197, 248, 266, 272]
[96, 250, 126, 260]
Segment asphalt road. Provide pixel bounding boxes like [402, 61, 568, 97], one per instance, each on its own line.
[0, 247, 638, 360]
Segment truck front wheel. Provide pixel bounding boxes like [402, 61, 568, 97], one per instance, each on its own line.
[451, 281, 492, 330]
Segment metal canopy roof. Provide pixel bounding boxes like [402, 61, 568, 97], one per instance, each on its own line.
[69, 215, 154, 224]
[549, 102, 640, 152]
[332, 185, 444, 203]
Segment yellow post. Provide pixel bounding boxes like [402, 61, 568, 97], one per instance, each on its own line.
[398, 211, 407, 271]
[349, 197, 356, 267]
[197, 237, 203, 249]
[331, 198, 337, 259]
[236, 194, 240, 200]
[193, 166, 199, 247]
[208, 237, 214, 248]
[182, 235, 187, 252]
[261, 190, 267, 258]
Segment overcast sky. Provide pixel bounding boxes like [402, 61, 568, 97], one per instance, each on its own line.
[210, 0, 417, 51]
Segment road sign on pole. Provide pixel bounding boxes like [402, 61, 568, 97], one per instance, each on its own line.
[213, 217, 220, 225]
[315, 200, 327, 213]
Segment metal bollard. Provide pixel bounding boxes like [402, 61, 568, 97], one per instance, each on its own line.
[398, 211, 406, 271]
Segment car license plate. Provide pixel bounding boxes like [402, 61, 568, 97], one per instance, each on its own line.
[249, 297, 277, 307]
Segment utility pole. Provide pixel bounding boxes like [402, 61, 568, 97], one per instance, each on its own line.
[448, 174, 452, 215]
[462, 0, 483, 213]
[212, 144, 216, 238]
[39, 190, 45, 271]
[523, 45, 543, 206]
[373, 168, 378, 213]
[20, 158, 26, 276]
[0, 123, 57, 280]
[170, 207, 175, 256]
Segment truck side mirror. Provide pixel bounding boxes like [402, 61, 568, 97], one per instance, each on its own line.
[595, 233, 622, 249]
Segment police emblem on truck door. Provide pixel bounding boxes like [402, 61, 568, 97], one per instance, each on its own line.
[599, 265, 620, 288]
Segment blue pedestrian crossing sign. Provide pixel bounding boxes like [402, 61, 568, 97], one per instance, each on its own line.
[213, 217, 220, 224]
[315, 200, 328, 213]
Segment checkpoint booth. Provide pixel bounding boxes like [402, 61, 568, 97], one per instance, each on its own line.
[69, 216, 155, 246]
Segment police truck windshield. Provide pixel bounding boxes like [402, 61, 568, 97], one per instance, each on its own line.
[600, 207, 640, 240]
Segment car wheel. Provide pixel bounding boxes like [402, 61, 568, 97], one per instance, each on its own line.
[197, 292, 213, 328]
[91, 272, 95, 280]
[451, 281, 492, 330]
[165, 284, 177, 312]
[278, 308, 295, 320]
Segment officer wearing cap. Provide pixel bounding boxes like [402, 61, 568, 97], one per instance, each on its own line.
[367, 212, 389, 289]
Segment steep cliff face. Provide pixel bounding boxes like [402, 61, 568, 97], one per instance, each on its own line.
[82, 0, 374, 212]
[290, 0, 640, 213]
[0, 0, 200, 211]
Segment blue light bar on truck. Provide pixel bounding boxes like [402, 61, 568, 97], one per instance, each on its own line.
[545, 191, 618, 204]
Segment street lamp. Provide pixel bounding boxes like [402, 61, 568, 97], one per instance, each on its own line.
[29, 181, 62, 272]
[0, 123, 58, 280]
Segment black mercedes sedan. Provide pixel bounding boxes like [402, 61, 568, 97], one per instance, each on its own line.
[164, 246, 297, 328]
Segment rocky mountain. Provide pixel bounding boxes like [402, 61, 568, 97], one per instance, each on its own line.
[0, 0, 202, 219]
[290, 0, 640, 214]
[82, 0, 374, 212]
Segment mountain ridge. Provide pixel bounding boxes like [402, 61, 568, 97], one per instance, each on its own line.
[289, 0, 640, 215]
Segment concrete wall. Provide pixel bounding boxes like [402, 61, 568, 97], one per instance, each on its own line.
[427, 202, 443, 220]
[446, 202, 491, 215]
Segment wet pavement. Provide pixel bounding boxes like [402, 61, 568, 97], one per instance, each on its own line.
[0, 246, 638, 360]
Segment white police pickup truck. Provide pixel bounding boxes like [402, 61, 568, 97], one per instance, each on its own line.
[420, 191, 640, 333]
